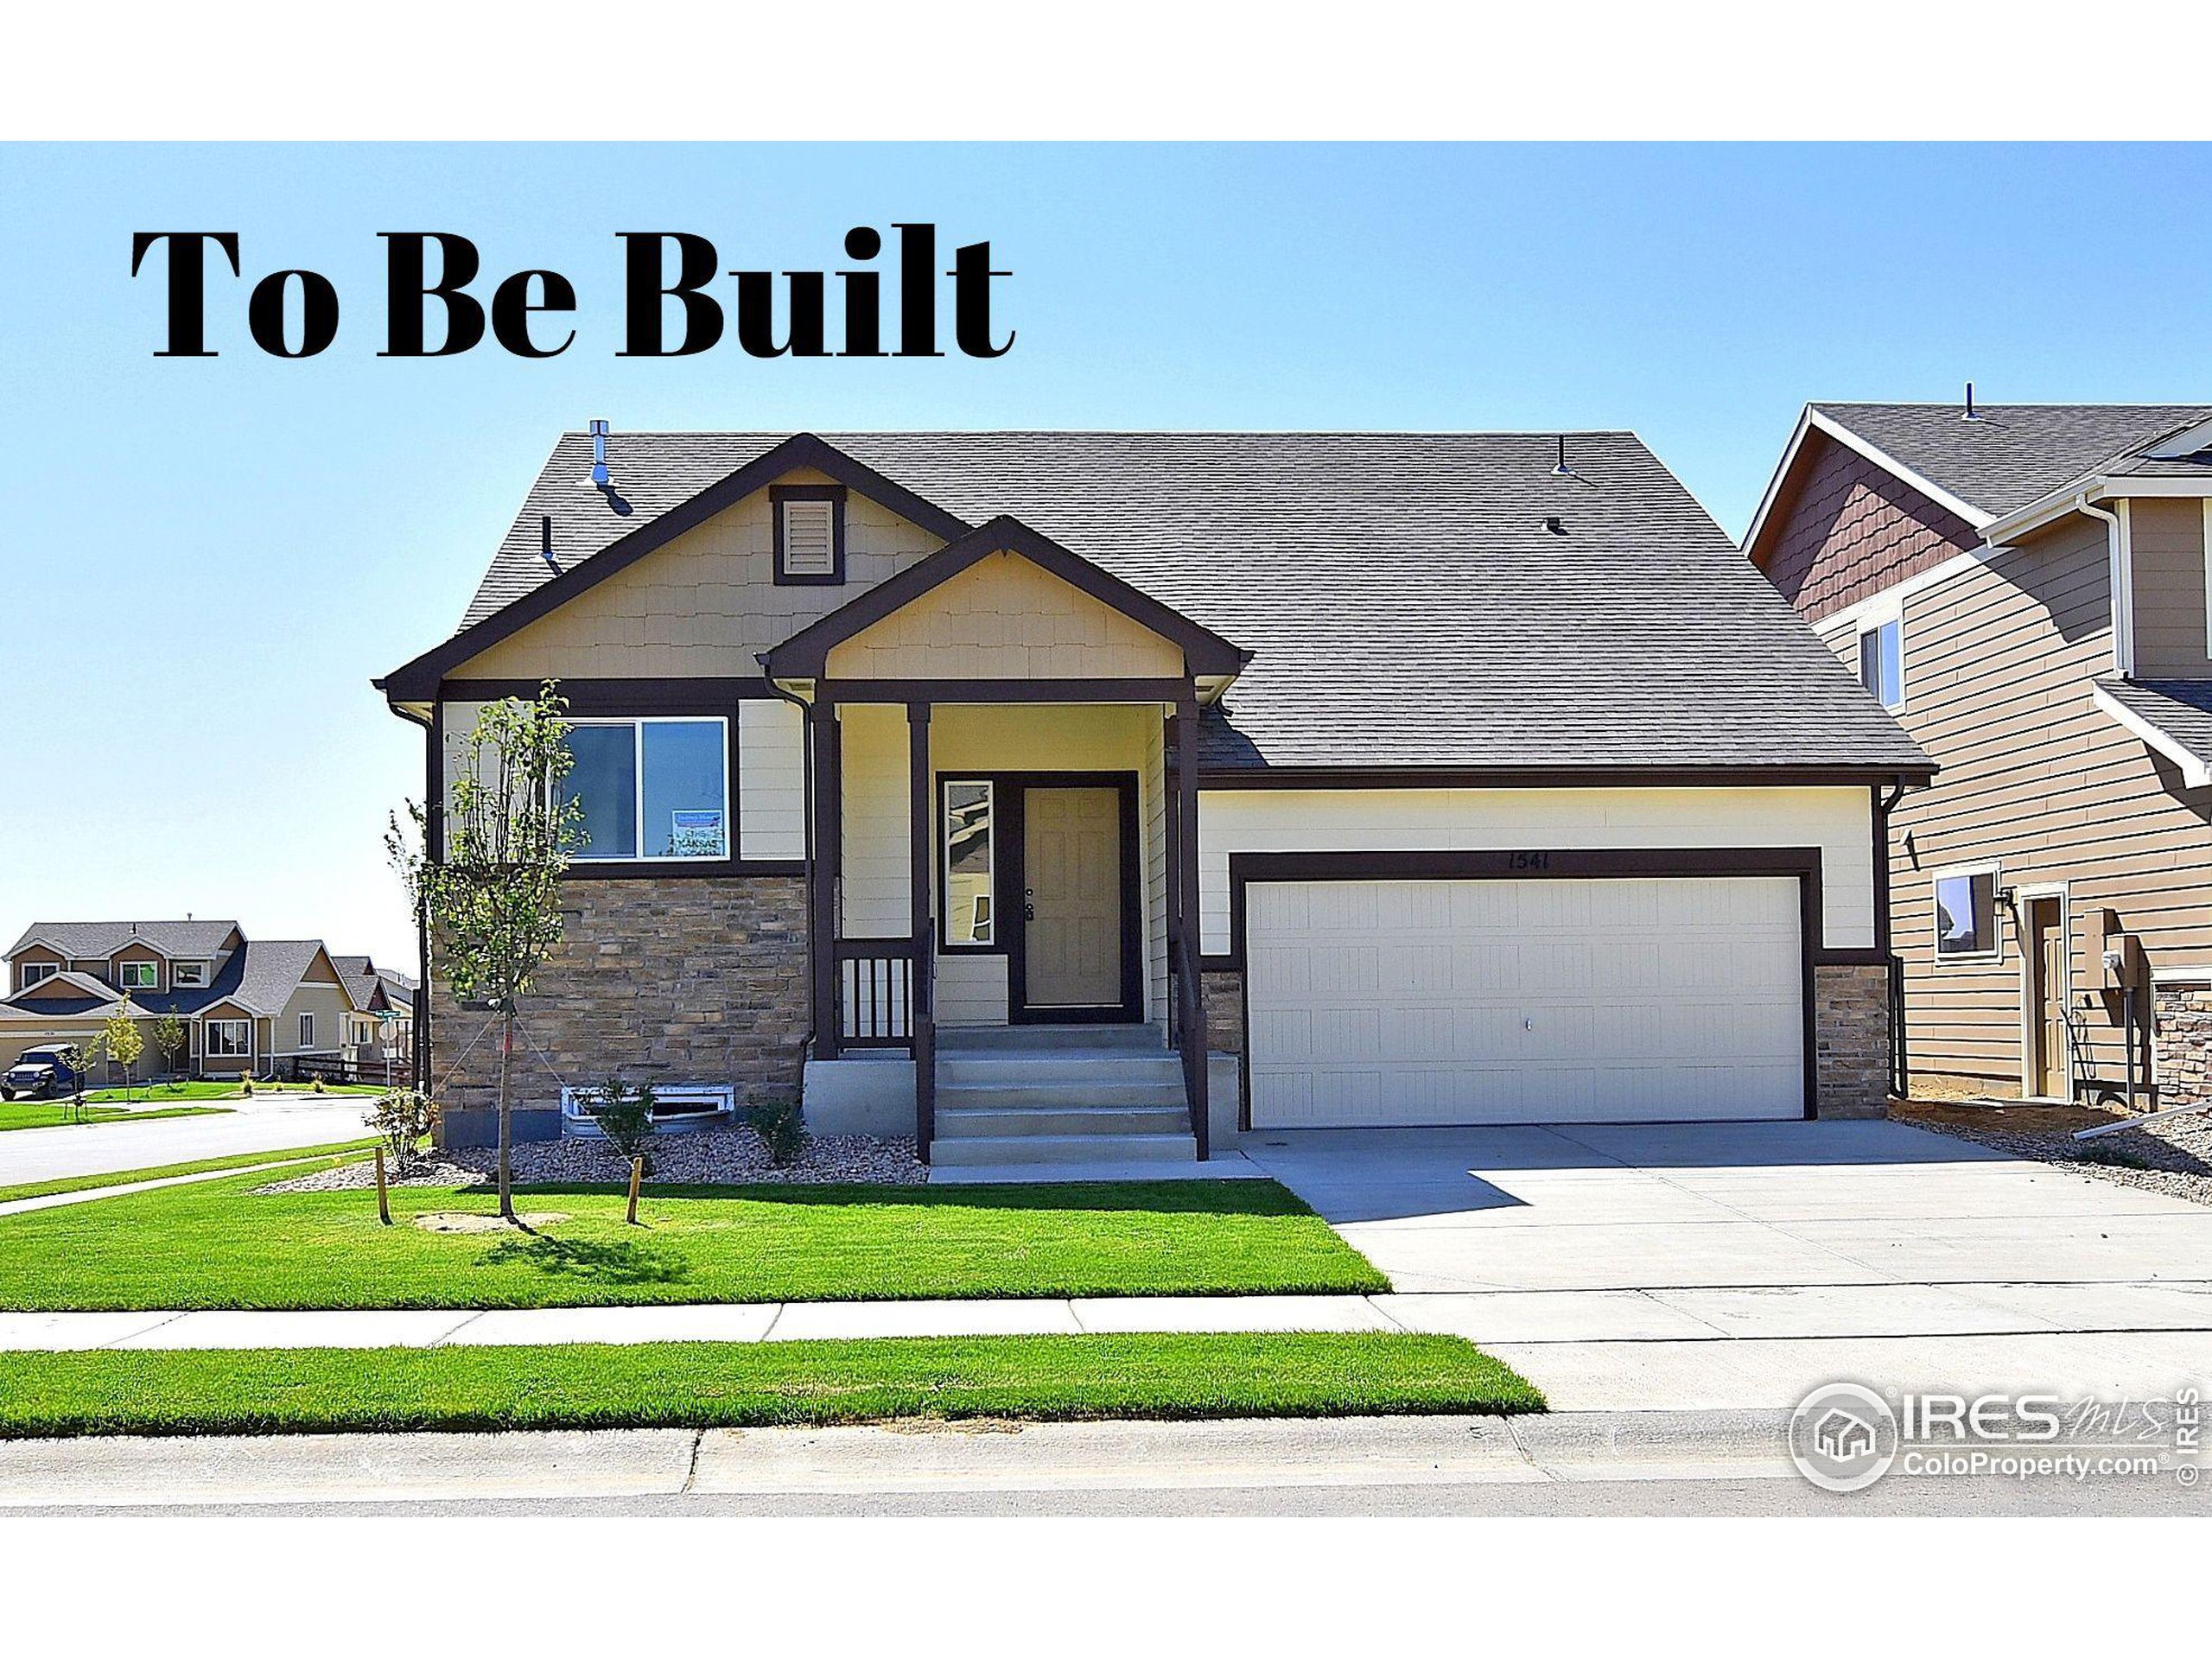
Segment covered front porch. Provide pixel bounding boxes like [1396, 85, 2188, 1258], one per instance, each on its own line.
[759, 518, 1249, 1166]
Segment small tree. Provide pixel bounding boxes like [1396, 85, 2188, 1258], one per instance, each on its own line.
[585, 1076, 658, 1173]
[151, 1011, 188, 1088]
[105, 997, 145, 1103]
[388, 682, 580, 1224]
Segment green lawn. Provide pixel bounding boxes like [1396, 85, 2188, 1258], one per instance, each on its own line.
[80, 1081, 385, 1104]
[0, 1333, 1541, 1439]
[0, 1141, 379, 1206]
[0, 1171, 1388, 1310]
[0, 1101, 231, 1132]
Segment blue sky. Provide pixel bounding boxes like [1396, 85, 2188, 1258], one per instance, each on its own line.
[3, 142, 2208, 965]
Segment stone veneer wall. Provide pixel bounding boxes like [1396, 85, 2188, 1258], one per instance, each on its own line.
[431, 875, 810, 1119]
[1815, 963, 1891, 1119]
[1201, 971, 1243, 1054]
[2153, 986, 2212, 1107]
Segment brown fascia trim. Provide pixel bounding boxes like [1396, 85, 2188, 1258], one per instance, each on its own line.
[760, 515, 1251, 681]
[1195, 764, 1937, 790]
[814, 676, 1193, 706]
[373, 433, 976, 704]
[436, 677, 785, 707]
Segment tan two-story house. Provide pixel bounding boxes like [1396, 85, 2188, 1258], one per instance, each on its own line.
[1747, 400, 2212, 1108]
[380, 428, 1928, 1166]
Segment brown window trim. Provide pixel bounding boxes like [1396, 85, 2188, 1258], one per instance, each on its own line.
[772, 485, 847, 587]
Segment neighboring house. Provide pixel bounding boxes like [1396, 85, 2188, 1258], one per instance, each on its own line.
[1, 919, 363, 1079]
[332, 955, 418, 1080]
[378, 428, 1929, 1162]
[1745, 400, 2212, 1106]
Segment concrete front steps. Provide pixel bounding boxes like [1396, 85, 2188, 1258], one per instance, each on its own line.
[930, 1023, 1198, 1168]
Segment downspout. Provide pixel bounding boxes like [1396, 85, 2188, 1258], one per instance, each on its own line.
[2076, 493, 2129, 676]
[763, 670, 820, 1059]
[1878, 779, 1908, 1100]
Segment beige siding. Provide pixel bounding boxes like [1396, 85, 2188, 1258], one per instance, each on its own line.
[449, 468, 945, 680]
[2129, 499, 2211, 678]
[1874, 512, 2212, 1089]
[1144, 715, 1169, 1024]
[10, 947, 66, 995]
[838, 704, 912, 941]
[823, 552, 1185, 682]
[936, 954, 1009, 1027]
[277, 978, 353, 1055]
[1196, 786, 1877, 959]
[738, 698, 805, 861]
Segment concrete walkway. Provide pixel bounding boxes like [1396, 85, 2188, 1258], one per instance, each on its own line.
[1239, 1120, 2212, 1408]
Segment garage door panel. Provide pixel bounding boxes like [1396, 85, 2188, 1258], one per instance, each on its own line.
[1247, 875, 1805, 1127]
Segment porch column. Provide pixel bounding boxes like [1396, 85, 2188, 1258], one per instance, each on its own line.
[1172, 692, 1210, 1159]
[810, 699, 842, 1060]
[908, 701, 937, 1160]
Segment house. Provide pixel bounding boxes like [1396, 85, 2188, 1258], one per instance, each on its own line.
[331, 955, 418, 1080]
[1745, 400, 2212, 1106]
[1, 919, 370, 1080]
[377, 428, 1929, 1163]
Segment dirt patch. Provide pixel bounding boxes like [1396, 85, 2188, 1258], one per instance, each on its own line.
[411, 1211, 570, 1234]
[1896, 1097, 2125, 1136]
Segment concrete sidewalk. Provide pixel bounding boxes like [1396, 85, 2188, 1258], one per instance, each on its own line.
[5, 1281, 2211, 1417]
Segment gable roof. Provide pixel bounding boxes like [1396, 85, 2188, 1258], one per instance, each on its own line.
[330, 954, 382, 1013]
[394, 429, 1930, 779]
[1813, 404, 2212, 519]
[1, 971, 126, 1017]
[6, 919, 241, 963]
[761, 514, 1251, 681]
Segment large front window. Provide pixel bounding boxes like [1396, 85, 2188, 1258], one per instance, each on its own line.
[562, 718, 730, 862]
[942, 779, 995, 946]
[205, 1020, 251, 1058]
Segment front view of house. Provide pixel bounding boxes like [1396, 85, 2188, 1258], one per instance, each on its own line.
[378, 430, 1929, 1163]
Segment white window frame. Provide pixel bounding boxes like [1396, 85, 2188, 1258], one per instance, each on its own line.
[298, 1012, 315, 1050]
[172, 961, 208, 988]
[118, 962, 159, 989]
[1856, 603, 1905, 712]
[564, 716, 731, 864]
[1932, 860, 2004, 965]
[561, 1083, 734, 1130]
[941, 779, 996, 949]
[18, 962, 57, 989]
[204, 1019, 252, 1058]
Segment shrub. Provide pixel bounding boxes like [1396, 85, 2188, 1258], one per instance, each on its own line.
[365, 1089, 442, 1166]
[311, 1077, 327, 1094]
[747, 1096, 807, 1167]
[585, 1077, 658, 1173]
[239, 1076, 253, 1096]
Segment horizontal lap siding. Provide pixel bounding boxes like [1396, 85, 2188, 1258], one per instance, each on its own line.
[2129, 499, 2212, 678]
[1816, 513, 2212, 1088]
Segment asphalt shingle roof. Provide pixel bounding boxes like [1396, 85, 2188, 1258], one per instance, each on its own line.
[4, 919, 240, 962]
[444, 430, 1928, 777]
[2098, 677, 2212, 772]
[1814, 404, 2212, 520]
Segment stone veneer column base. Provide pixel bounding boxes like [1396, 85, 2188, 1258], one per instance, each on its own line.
[431, 875, 810, 1145]
[1814, 963, 1892, 1119]
[1201, 971, 1244, 1055]
[2153, 985, 2212, 1108]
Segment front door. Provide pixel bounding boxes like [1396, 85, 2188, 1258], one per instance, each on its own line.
[1021, 785, 1123, 1012]
[2028, 898, 2068, 1098]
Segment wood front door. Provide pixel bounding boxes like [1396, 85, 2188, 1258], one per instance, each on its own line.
[1021, 785, 1124, 1011]
[2028, 898, 2069, 1098]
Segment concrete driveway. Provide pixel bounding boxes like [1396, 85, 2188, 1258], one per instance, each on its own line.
[0, 1095, 372, 1188]
[1241, 1121, 2212, 1411]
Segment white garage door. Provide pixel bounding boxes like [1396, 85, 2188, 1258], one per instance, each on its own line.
[1245, 876, 1805, 1127]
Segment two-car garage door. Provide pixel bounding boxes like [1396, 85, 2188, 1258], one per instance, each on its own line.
[1244, 875, 1806, 1127]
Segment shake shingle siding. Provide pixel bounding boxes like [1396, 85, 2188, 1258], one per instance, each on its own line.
[442, 430, 1927, 778]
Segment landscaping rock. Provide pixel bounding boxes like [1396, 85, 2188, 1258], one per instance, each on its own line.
[257, 1131, 925, 1193]
[1893, 1096, 2212, 1209]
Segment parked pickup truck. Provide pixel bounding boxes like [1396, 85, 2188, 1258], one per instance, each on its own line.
[3, 1045, 88, 1100]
